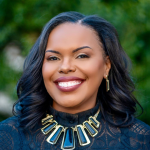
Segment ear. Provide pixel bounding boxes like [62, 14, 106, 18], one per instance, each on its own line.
[104, 56, 111, 79]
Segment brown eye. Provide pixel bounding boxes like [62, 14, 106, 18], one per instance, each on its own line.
[77, 54, 89, 59]
[47, 56, 60, 61]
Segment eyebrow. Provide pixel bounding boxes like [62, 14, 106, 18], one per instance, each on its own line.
[45, 46, 92, 54]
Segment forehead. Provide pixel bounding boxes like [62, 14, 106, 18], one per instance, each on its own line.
[46, 22, 101, 50]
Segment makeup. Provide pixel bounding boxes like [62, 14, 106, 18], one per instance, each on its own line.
[54, 76, 85, 92]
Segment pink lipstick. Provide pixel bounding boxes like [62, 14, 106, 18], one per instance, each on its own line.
[54, 76, 85, 92]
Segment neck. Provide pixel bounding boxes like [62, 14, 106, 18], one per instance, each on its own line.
[52, 99, 97, 114]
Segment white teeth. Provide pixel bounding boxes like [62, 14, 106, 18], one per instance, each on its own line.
[58, 81, 81, 87]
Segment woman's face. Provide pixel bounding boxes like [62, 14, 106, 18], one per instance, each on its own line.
[42, 23, 111, 113]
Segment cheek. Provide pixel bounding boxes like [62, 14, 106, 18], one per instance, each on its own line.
[42, 62, 58, 98]
[90, 61, 104, 76]
[42, 63, 50, 81]
[42, 62, 56, 87]
[80, 58, 104, 77]
[78, 58, 105, 87]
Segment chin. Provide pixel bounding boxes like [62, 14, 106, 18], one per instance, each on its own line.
[56, 99, 82, 108]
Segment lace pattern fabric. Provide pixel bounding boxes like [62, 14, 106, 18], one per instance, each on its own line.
[0, 117, 23, 150]
[0, 109, 150, 150]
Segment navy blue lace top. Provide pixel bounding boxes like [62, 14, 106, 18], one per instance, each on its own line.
[0, 103, 150, 150]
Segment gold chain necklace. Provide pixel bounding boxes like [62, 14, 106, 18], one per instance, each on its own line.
[41, 108, 100, 150]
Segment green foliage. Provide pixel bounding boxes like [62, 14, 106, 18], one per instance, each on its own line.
[0, 50, 22, 99]
[0, 0, 150, 125]
[0, 0, 80, 54]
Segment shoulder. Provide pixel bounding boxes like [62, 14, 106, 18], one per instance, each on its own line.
[128, 118, 150, 136]
[0, 116, 19, 133]
[0, 116, 23, 150]
[0, 116, 18, 125]
[121, 118, 150, 149]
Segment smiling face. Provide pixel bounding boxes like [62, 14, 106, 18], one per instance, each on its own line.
[42, 22, 111, 113]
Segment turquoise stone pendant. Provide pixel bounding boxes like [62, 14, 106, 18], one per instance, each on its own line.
[47, 125, 64, 144]
[61, 128, 75, 150]
[76, 125, 90, 146]
[83, 121, 98, 137]
[89, 116, 100, 128]
[41, 121, 57, 134]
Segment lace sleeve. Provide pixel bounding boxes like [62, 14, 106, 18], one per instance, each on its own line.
[143, 125, 150, 149]
[144, 132, 150, 150]
[0, 117, 23, 150]
[128, 119, 150, 150]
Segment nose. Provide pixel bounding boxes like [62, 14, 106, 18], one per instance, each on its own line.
[58, 59, 76, 74]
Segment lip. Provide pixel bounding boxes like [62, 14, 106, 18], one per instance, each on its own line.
[54, 76, 85, 92]
[54, 76, 85, 82]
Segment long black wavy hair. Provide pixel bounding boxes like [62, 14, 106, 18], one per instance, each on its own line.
[13, 11, 142, 129]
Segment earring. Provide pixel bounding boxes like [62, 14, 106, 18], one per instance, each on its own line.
[106, 75, 109, 92]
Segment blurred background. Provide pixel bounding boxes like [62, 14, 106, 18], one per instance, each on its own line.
[0, 0, 150, 125]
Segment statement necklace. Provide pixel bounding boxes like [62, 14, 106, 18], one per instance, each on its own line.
[41, 108, 100, 150]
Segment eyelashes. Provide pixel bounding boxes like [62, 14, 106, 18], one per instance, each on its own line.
[47, 56, 60, 61]
[76, 54, 90, 59]
[47, 54, 90, 61]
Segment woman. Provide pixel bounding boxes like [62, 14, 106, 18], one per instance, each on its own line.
[0, 11, 150, 150]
